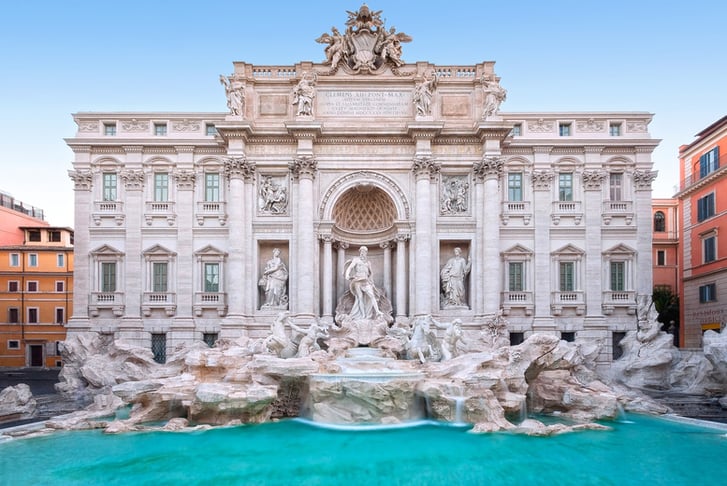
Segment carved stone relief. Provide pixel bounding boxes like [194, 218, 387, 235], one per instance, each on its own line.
[440, 175, 469, 215]
[258, 175, 289, 215]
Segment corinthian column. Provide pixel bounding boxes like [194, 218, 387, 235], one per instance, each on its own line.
[395, 234, 409, 320]
[320, 234, 333, 321]
[290, 155, 318, 317]
[412, 155, 440, 316]
[67, 169, 93, 333]
[473, 156, 503, 315]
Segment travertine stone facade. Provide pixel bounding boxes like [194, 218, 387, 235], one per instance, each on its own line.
[66, 6, 658, 365]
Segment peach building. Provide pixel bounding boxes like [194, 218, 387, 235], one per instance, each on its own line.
[652, 198, 679, 293]
[0, 191, 48, 246]
[676, 115, 727, 347]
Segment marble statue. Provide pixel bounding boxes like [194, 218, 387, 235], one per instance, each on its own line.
[289, 319, 329, 358]
[259, 176, 288, 214]
[378, 27, 409, 67]
[413, 71, 437, 117]
[316, 26, 346, 71]
[262, 311, 297, 358]
[481, 75, 507, 119]
[440, 247, 472, 308]
[405, 315, 442, 363]
[441, 176, 469, 214]
[344, 246, 383, 320]
[292, 72, 317, 117]
[432, 318, 467, 361]
[481, 310, 510, 349]
[219, 75, 245, 116]
[259, 248, 288, 309]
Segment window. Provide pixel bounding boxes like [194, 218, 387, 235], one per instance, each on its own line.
[612, 332, 626, 360]
[561, 331, 576, 342]
[151, 333, 167, 364]
[510, 124, 522, 137]
[28, 308, 39, 324]
[27, 281, 38, 292]
[508, 262, 524, 292]
[559, 262, 575, 291]
[558, 123, 571, 136]
[610, 262, 625, 291]
[205, 173, 220, 202]
[204, 263, 220, 292]
[8, 308, 19, 324]
[56, 281, 65, 292]
[103, 173, 117, 201]
[558, 173, 573, 201]
[8, 340, 20, 350]
[203, 333, 219, 347]
[49, 230, 61, 242]
[609, 173, 623, 201]
[653, 211, 666, 232]
[509, 332, 525, 346]
[8, 281, 19, 292]
[28, 230, 41, 242]
[206, 124, 217, 136]
[507, 173, 523, 202]
[609, 123, 621, 136]
[101, 262, 117, 292]
[697, 193, 715, 222]
[57, 253, 65, 267]
[55, 308, 65, 324]
[28, 254, 38, 267]
[10, 253, 19, 267]
[104, 123, 117, 136]
[154, 173, 169, 202]
[699, 147, 720, 178]
[703, 235, 716, 263]
[656, 250, 666, 266]
[154, 123, 167, 136]
[699, 283, 717, 303]
[152, 262, 168, 292]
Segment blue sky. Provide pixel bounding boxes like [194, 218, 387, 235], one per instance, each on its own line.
[2, 0, 725, 227]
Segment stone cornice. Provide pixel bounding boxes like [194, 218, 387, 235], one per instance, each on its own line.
[406, 122, 444, 139]
[285, 121, 322, 139]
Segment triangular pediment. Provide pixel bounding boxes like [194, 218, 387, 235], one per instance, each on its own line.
[91, 244, 124, 256]
[501, 244, 533, 257]
[552, 244, 584, 256]
[603, 243, 635, 256]
[194, 245, 227, 257]
[143, 244, 176, 256]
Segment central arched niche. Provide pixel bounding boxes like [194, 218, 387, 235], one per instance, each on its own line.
[331, 183, 397, 242]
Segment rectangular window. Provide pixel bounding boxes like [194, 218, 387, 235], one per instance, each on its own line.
[10, 253, 19, 267]
[8, 340, 20, 350]
[57, 253, 65, 267]
[609, 173, 623, 201]
[559, 123, 571, 136]
[154, 173, 169, 202]
[27, 281, 38, 292]
[28, 308, 39, 324]
[508, 262, 524, 292]
[152, 262, 168, 292]
[609, 123, 621, 136]
[612, 331, 627, 360]
[206, 124, 217, 136]
[507, 173, 523, 202]
[697, 193, 715, 222]
[8, 308, 19, 324]
[204, 263, 220, 292]
[28, 230, 41, 242]
[510, 124, 522, 137]
[8, 281, 19, 292]
[104, 123, 117, 136]
[55, 308, 65, 324]
[558, 173, 573, 201]
[610, 262, 625, 291]
[656, 250, 666, 266]
[56, 281, 65, 292]
[154, 123, 167, 136]
[103, 173, 117, 201]
[509, 332, 525, 346]
[699, 147, 720, 178]
[561, 331, 576, 342]
[703, 236, 716, 263]
[559, 262, 575, 291]
[151, 333, 167, 364]
[699, 283, 717, 303]
[28, 254, 38, 267]
[101, 262, 117, 292]
[205, 173, 220, 202]
[203, 333, 219, 347]
[49, 230, 61, 242]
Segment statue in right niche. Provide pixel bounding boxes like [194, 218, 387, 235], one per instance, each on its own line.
[440, 247, 471, 308]
[259, 248, 289, 309]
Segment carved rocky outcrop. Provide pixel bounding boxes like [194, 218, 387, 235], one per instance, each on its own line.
[0, 384, 37, 423]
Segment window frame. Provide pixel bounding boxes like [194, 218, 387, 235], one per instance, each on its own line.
[7, 340, 20, 350]
[57, 253, 65, 267]
[9, 253, 19, 267]
[103, 122, 117, 136]
[558, 122, 572, 136]
[653, 211, 666, 232]
[699, 283, 717, 303]
[8, 280, 19, 292]
[154, 172, 169, 202]
[558, 173, 573, 202]
[205, 172, 221, 202]
[154, 122, 168, 136]
[55, 280, 65, 292]
[697, 192, 715, 222]
[27, 307, 39, 324]
[8, 308, 19, 324]
[28, 253, 38, 267]
[656, 250, 666, 266]
[699, 147, 720, 179]
[27, 281, 39, 292]
[703, 234, 717, 263]
[102, 172, 118, 201]
[609, 173, 623, 201]
[507, 172, 523, 202]
[101, 261, 117, 292]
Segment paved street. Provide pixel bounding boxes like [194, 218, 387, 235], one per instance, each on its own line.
[0, 367, 61, 396]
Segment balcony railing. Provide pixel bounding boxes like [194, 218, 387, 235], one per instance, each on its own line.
[679, 154, 727, 191]
[602, 290, 637, 315]
[196, 201, 227, 226]
[550, 291, 585, 316]
[194, 292, 227, 317]
[501, 291, 534, 316]
[602, 200, 634, 225]
[145, 201, 176, 225]
[93, 201, 125, 225]
[551, 201, 582, 225]
[142, 292, 176, 316]
[89, 292, 125, 317]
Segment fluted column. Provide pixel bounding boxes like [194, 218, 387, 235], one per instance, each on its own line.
[395, 234, 409, 320]
[67, 169, 93, 332]
[290, 155, 318, 317]
[321, 234, 333, 320]
[472, 170, 486, 316]
[474, 156, 503, 315]
[412, 156, 439, 316]
[381, 241, 392, 299]
[336, 241, 348, 307]
[242, 168, 256, 316]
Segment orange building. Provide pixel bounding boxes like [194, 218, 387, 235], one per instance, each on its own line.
[652, 198, 679, 294]
[0, 191, 48, 246]
[676, 115, 727, 348]
[0, 226, 73, 367]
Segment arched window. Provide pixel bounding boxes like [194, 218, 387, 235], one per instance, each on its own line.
[653, 211, 666, 232]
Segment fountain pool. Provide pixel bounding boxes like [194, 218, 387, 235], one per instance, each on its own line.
[2, 415, 726, 485]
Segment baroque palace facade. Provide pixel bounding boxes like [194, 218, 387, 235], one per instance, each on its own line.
[66, 6, 658, 364]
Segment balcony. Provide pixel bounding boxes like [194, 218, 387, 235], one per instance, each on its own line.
[501, 291, 533, 316]
[142, 292, 176, 316]
[500, 201, 532, 225]
[551, 201, 582, 225]
[92, 201, 125, 225]
[602, 200, 634, 225]
[551, 291, 585, 315]
[144, 201, 176, 226]
[89, 292, 125, 317]
[196, 201, 227, 226]
[602, 290, 636, 315]
[193, 292, 228, 317]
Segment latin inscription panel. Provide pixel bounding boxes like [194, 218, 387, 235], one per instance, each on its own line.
[317, 90, 412, 117]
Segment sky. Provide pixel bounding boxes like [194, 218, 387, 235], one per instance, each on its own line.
[1, 0, 725, 228]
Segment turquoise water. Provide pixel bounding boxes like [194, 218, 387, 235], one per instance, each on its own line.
[1, 415, 726, 485]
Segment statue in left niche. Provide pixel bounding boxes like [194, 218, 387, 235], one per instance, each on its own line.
[292, 72, 317, 117]
[259, 248, 289, 309]
[219, 75, 245, 117]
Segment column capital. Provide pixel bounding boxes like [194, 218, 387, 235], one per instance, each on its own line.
[411, 155, 440, 179]
[120, 169, 144, 191]
[173, 169, 196, 190]
[68, 169, 93, 191]
[224, 155, 256, 181]
[335, 241, 349, 250]
[531, 169, 554, 191]
[318, 233, 334, 244]
[395, 233, 411, 243]
[290, 155, 318, 180]
[633, 169, 658, 191]
[582, 169, 607, 190]
[473, 155, 503, 182]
